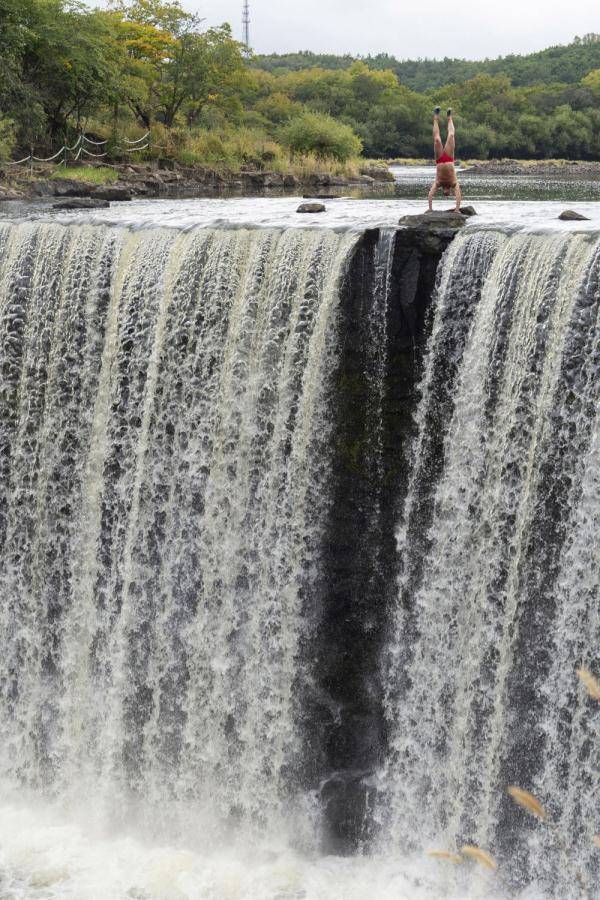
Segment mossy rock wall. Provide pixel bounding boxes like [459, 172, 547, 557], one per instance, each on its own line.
[305, 225, 458, 853]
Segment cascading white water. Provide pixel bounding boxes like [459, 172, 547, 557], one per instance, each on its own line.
[0, 221, 360, 857]
[384, 229, 600, 896]
[2, 214, 599, 899]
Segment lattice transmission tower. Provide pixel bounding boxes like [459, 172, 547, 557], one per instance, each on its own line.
[242, 1, 251, 55]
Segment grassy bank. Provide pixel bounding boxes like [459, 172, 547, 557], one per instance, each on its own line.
[79, 122, 389, 181]
[49, 166, 118, 184]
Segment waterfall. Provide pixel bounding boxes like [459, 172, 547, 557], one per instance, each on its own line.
[2, 214, 600, 898]
[384, 229, 600, 895]
[0, 221, 359, 851]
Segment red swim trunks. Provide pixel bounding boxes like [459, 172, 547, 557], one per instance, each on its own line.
[436, 153, 455, 164]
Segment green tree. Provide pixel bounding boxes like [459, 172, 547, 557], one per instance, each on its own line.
[279, 111, 362, 161]
[582, 68, 600, 96]
[168, 26, 248, 128]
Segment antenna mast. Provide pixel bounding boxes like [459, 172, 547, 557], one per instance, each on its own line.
[242, 1, 251, 54]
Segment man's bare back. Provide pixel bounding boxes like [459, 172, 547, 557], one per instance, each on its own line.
[428, 108, 462, 212]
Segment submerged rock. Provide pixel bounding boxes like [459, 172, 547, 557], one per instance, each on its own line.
[52, 197, 110, 209]
[558, 209, 590, 221]
[297, 202, 326, 213]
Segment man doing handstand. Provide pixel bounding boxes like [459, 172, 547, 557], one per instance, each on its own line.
[428, 107, 462, 212]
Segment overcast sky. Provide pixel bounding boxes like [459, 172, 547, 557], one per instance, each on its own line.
[188, 0, 598, 59]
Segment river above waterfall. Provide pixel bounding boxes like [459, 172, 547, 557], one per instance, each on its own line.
[1, 194, 600, 232]
[3, 162, 600, 231]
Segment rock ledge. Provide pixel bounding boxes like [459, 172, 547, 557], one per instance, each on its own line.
[398, 210, 467, 228]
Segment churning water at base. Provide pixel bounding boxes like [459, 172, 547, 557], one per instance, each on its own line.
[385, 229, 600, 897]
[0, 222, 360, 859]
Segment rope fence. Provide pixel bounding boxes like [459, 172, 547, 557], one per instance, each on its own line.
[3, 132, 152, 168]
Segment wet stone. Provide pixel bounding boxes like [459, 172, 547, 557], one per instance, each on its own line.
[297, 202, 327, 213]
[558, 209, 590, 221]
[52, 197, 110, 210]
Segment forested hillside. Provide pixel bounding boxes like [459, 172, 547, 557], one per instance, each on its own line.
[253, 34, 600, 90]
[1, 3, 599, 168]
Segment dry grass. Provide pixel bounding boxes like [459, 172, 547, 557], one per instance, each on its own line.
[173, 125, 366, 179]
[387, 157, 431, 166]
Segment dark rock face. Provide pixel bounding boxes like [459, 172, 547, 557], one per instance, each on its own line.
[558, 209, 590, 221]
[52, 197, 110, 210]
[302, 194, 342, 200]
[8, 160, 395, 199]
[26, 179, 132, 202]
[91, 186, 132, 202]
[307, 224, 458, 853]
[0, 186, 23, 200]
[297, 202, 326, 213]
[49, 179, 93, 198]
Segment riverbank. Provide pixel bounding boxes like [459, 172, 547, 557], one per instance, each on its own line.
[390, 158, 600, 176]
[465, 159, 600, 176]
[0, 159, 395, 202]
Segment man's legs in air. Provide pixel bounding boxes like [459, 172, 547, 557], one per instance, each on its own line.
[444, 109, 455, 158]
[433, 108, 443, 161]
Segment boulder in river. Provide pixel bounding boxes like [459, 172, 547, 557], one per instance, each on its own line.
[297, 202, 326, 214]
[459, 205, 477, 216]
[53, 197, 110, 210]
[558, 209, 590, 221]
[398, 210, 467, 228]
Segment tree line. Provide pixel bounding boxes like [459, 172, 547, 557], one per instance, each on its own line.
[253, 34, 600, 91]
[1, 1, 599, 167]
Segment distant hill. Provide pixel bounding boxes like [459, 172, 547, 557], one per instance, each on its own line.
[252, 34, 600, 91]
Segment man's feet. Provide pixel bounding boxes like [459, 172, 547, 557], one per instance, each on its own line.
[447, 108, 453, 117]
[434, 106, 441, 117]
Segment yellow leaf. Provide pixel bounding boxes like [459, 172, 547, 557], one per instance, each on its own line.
[461, 845, 497, 870]
[576, 667, 600, 701]
[507, 786, 546, 820]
